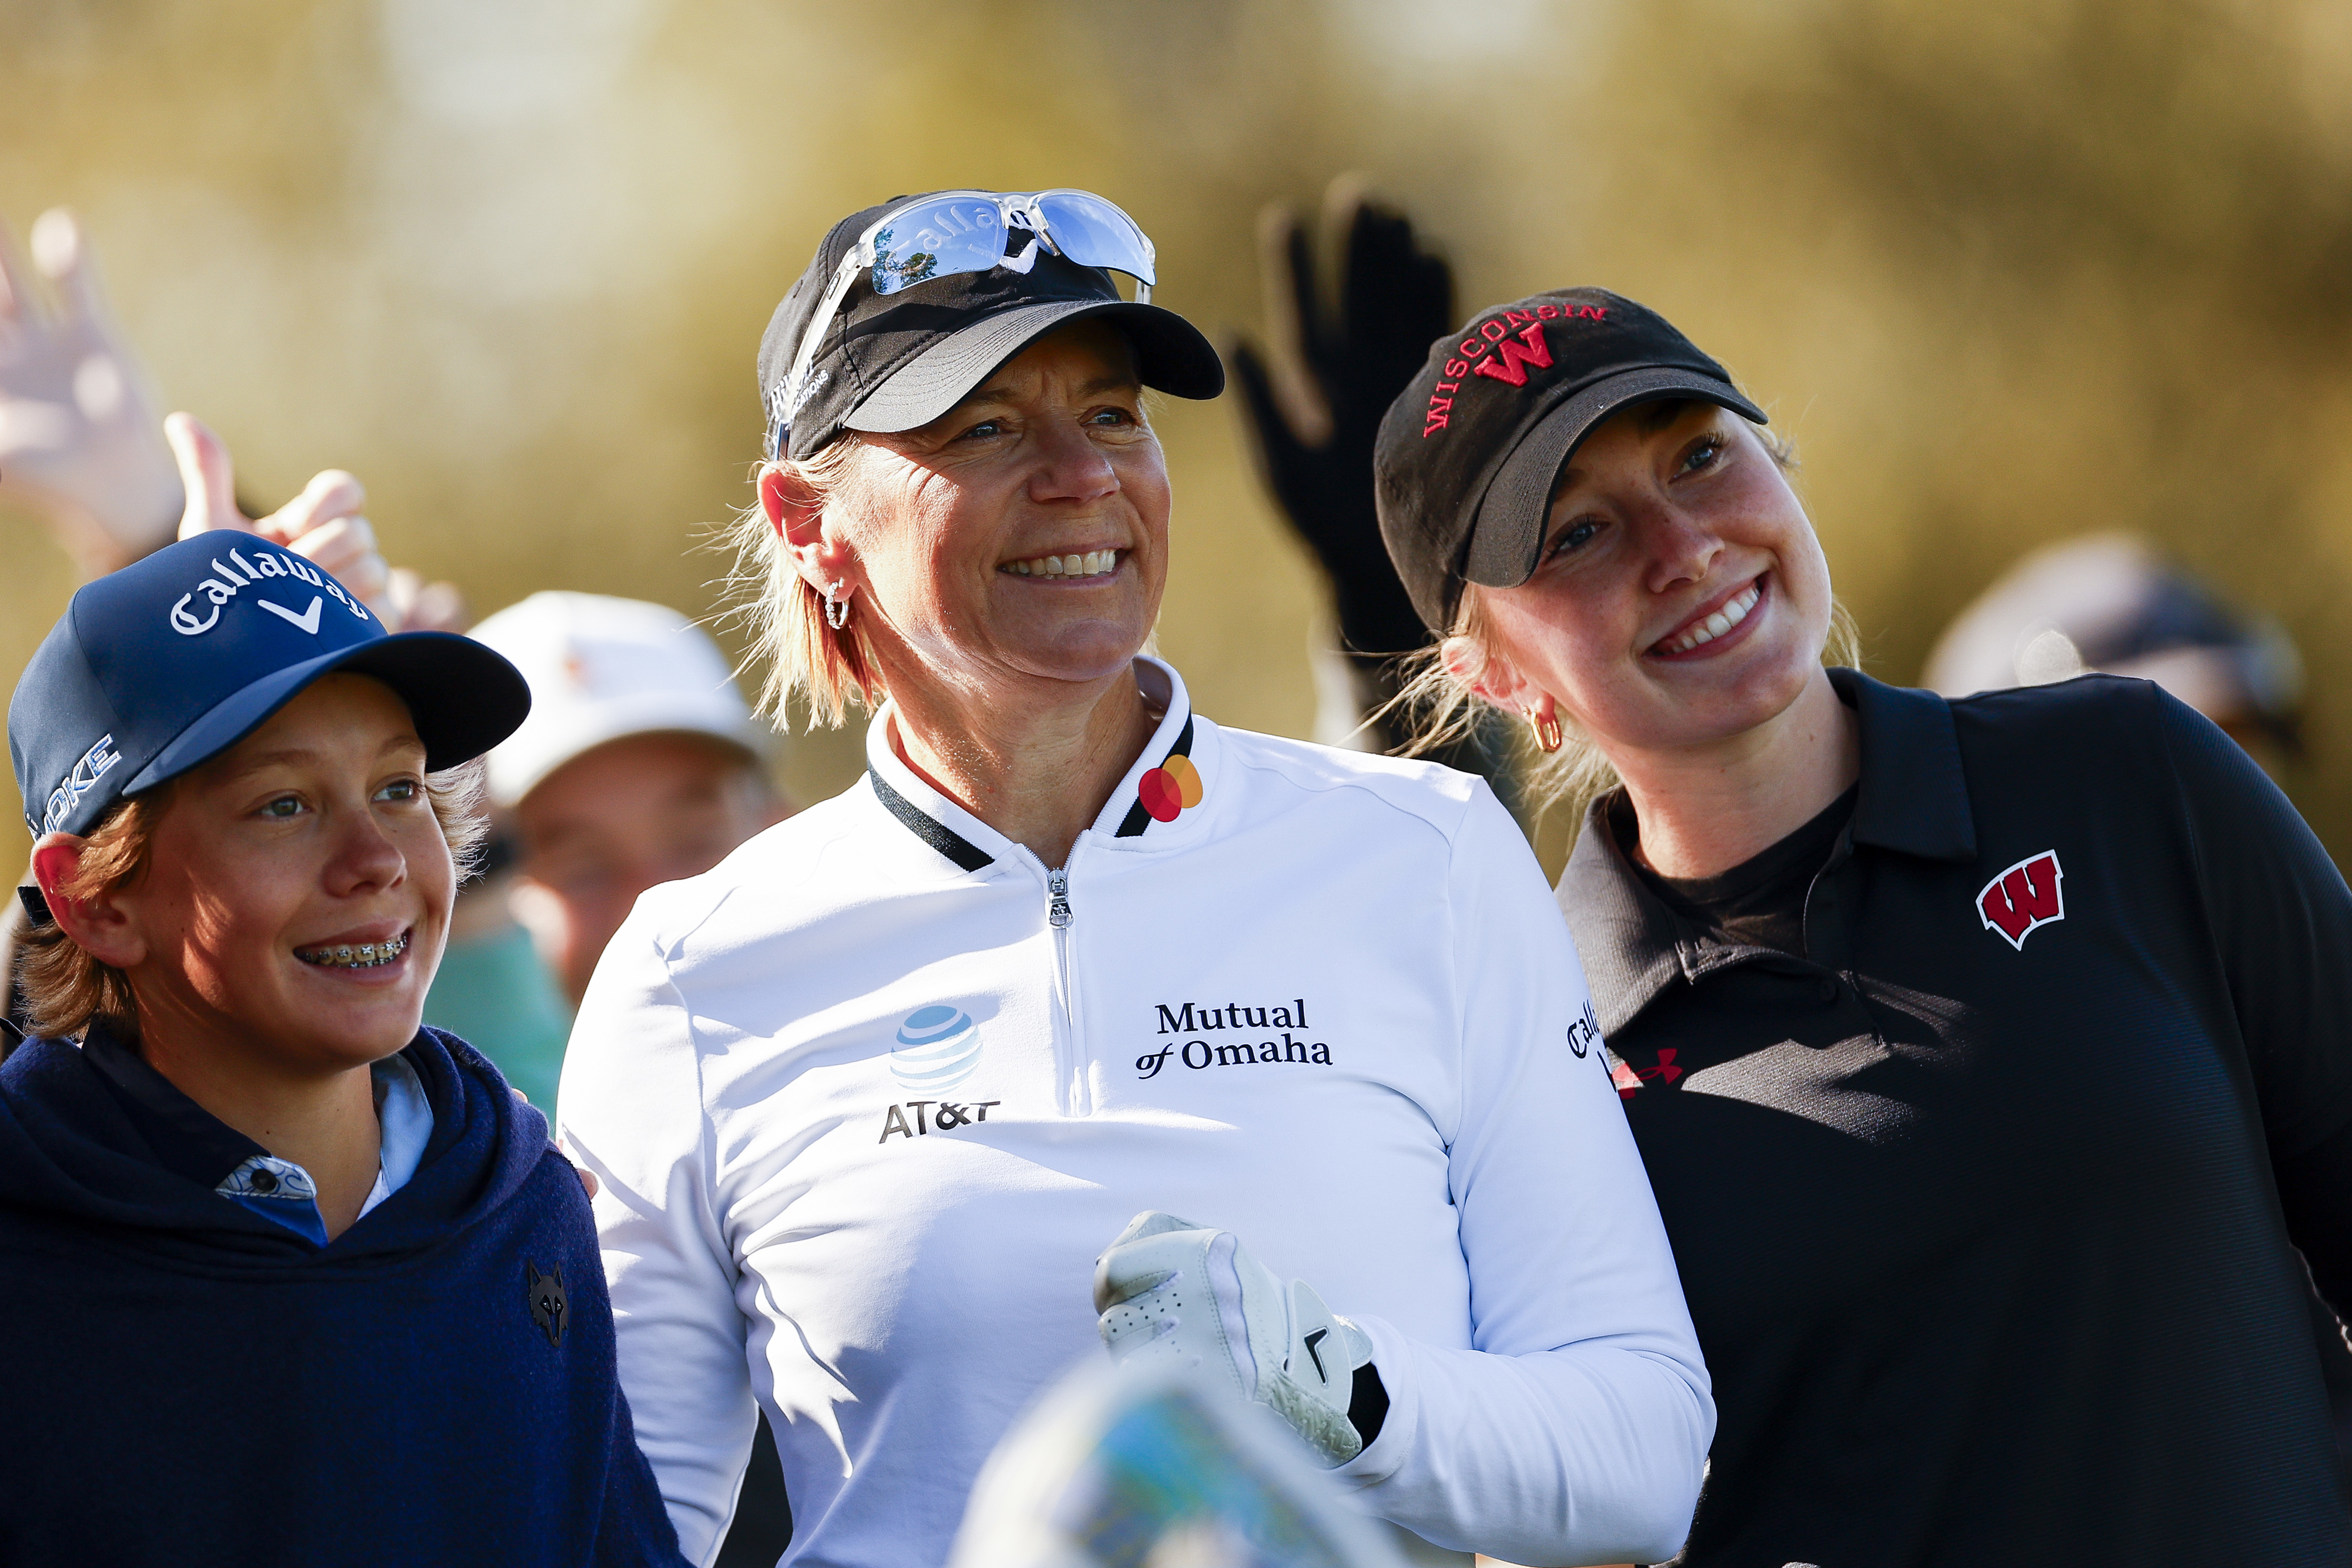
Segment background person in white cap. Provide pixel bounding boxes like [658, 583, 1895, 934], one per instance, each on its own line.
[444, 589, 800, 1568]
[425, 591, 790, 1110]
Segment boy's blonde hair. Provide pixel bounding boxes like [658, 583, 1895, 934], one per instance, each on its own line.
[14, 761, 488, 1044]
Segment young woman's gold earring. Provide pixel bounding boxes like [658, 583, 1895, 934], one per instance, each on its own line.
[1527, 706, 1564, 754]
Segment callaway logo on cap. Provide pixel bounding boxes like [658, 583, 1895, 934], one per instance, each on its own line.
[9, 533, 530, 848]
[1373, 286, 1768, 633]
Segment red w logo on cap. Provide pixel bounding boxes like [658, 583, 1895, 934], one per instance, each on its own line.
[1977, 851, 2064, 949]
[1471, 322, 1553, 387]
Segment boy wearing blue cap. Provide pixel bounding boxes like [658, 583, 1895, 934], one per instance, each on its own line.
[0, 535, 686, 1567]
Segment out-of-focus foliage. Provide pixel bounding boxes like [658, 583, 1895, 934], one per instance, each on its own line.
[5, 0, 2351, 880]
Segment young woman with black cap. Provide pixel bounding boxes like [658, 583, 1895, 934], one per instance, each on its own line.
[556, 193, 1715, 1568]
[1372, 288, 2352, 1565]
[1, 535, 686, 1565]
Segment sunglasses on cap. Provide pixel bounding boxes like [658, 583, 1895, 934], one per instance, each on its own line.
[769, 189, 1159, 457]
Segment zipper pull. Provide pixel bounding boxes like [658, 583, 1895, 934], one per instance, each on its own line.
[1047, 869, 1073, 929]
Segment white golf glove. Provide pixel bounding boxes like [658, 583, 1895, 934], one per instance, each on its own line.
[1092, 1211, 1375, 1466]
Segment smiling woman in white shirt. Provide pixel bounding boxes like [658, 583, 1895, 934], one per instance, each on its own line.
[556, 190, 1713, 1568]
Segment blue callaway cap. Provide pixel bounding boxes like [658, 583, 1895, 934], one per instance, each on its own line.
[9, 534, 530, 841]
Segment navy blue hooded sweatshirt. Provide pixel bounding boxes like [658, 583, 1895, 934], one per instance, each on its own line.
[0, 1024, 687, 1568]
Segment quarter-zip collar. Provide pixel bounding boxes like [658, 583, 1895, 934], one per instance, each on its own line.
[1561, 668, 1978, 1035]
[861, 657, 1208, 874]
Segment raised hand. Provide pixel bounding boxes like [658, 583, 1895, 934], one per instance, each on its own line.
[1231, 178, 1456, 677]
[0, 210, 182, 574]
[166, 412, 395, 623]
[1231, 182, 1520, 800]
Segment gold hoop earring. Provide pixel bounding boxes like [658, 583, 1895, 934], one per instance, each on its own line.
[1526, 707, 1563, 754]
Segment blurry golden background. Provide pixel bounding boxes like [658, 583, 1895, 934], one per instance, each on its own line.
[7, 0, 2352, 877]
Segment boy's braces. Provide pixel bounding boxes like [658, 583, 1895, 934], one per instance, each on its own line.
[296, 931, 409, 969]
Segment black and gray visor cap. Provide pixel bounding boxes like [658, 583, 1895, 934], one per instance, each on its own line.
[1374, 287, 1767, 632]
[757, 194, 1225, 462]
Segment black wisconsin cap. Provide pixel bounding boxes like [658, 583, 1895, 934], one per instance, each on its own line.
[757, 192, 1226, 461]
[9, 534, 529, 844]
[1373, 287, 1766, 631]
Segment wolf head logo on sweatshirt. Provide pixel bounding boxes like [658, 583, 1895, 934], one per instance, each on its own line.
[526, 1262, 568, 1346]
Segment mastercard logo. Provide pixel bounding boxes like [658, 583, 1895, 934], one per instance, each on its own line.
[1137, 753, 1203, 824]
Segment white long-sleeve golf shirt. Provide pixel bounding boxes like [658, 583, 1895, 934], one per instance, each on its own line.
[559, 658, 1712, 1568]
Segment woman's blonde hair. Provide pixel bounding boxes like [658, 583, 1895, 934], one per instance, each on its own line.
[720, 437, 886, 730]
[13, 760, 489, 1045]
[1385, 427, 1863, 840]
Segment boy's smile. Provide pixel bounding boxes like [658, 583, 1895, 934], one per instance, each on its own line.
[108, 672, 455, 1074]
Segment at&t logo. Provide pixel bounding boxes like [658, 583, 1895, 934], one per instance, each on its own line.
[890, 1004, 981, 1090]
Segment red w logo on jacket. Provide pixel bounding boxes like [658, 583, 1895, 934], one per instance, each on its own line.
[1978, 851, 2065, 949]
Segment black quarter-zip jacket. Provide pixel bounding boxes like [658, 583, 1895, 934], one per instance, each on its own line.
[1559, 668, 2352, 1567]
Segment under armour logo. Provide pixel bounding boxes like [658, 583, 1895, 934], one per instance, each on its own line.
[1611, 1048, 1684, 1101]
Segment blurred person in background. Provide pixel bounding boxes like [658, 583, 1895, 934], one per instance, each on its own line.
[559, 189, 1714, 1568]
[1, 208, 195, 577]
[439, 591, 800, 1568]
[420, 820, 572, 1101]
[430, 590, 790, 1105]
[0, 208, 460, 619]
[1373, 285, 2352, 1566]
[1923, 531, 2305, 770]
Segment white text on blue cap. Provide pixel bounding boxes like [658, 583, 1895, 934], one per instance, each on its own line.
[169, 548, 370, 638]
